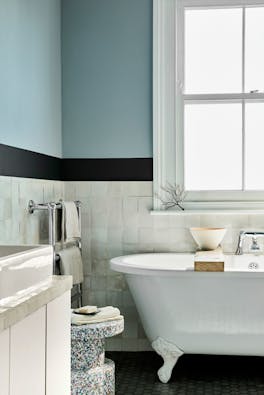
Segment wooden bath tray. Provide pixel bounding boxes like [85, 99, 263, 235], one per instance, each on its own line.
[194, 261, 224, 272]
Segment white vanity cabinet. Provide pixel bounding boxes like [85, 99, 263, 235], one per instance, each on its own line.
[1, 289, 71, 395]
[10, 307, 46, 395]
[0, 329, 10, 395]
[46, 292, 71, 395]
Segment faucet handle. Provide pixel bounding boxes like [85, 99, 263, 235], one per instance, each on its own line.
[251, 236, 260, 252]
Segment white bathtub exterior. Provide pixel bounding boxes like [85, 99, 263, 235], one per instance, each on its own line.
[110, 253, 264, 382]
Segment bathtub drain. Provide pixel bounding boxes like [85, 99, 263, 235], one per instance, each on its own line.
[248, 262, 259, 270]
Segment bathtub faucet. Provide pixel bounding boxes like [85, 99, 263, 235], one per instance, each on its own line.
[236, 231, 264, 255]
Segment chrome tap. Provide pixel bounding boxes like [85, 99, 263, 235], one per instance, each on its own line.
[251, 236, 260, 252]
[236, 231, 264, 255]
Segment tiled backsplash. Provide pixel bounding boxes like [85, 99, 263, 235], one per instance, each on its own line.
[0, 176, 64, 245]
[1, 177, 263, 351]
[65, 181, 264, 351]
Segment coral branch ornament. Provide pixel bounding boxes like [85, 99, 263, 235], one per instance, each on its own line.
[156, 183, 187, 211]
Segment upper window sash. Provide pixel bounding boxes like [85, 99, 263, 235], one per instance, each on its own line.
[183, 4, 264, 97]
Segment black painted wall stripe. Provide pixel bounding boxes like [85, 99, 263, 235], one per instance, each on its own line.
[0, 144, 153, 181]
[62, 158, 153, 181]
[0, 144, 61, 180]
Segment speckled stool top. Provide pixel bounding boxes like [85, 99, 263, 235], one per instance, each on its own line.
[71, 317, 124, 395]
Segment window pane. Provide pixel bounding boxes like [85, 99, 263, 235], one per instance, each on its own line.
[185, 8, 242, 94]
[245, 7, 264, 93]
[245, 103, 264, 190]
[184, 103, 242, 190]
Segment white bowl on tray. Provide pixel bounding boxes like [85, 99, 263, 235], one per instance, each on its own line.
[190, 227, 226, 250]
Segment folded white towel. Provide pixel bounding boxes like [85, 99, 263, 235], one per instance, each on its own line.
[58, 246, 84, 285]
[61, 201, 80, 243]
[71, 306, 122, 325]
[195, 246, 225, 262]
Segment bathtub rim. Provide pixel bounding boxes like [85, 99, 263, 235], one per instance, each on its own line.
[110, 252, 264, 277]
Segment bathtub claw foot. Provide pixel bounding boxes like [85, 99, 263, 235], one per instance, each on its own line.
[152, 337, 183, 383]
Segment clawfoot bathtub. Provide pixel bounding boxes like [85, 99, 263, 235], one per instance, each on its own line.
[110, 253, 264, 383]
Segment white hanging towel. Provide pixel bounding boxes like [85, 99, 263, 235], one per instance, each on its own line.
[58, 246, 84, 285]
[61, 201, 81, 243]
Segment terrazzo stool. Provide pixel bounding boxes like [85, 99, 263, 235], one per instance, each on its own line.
[71, 317, 124, 395]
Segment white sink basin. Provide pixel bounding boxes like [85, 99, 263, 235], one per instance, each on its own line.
[0, 245, 53, 300]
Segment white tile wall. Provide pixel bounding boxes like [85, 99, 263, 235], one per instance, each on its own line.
[64, 181, 264, 351]
[1, 177, 264, 351]
[0, 176, 64, 245]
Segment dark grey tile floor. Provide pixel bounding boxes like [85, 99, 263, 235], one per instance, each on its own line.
[106, 352, 264, 395]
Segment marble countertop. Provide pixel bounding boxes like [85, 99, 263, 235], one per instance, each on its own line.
[0, 275, 72, 333]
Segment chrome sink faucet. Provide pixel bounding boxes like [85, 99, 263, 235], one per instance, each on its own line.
[236, 231, 264, 255]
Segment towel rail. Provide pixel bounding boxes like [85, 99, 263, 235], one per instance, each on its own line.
[28, 199, 81, 214]
[28, 199, 83, 307]
[28, 199, 81, 251]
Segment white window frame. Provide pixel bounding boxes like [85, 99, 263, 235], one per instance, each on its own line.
[153, 0, 264, 211]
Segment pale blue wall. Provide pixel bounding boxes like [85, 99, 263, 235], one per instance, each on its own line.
[0, 0, 153, 159]
[62, 0, 153, 158]
[0, 0, 62, 158]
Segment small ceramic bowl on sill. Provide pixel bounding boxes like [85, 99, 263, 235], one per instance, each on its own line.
[190, 227, 227, 250]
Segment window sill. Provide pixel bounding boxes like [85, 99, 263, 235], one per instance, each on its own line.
[150, 209, 264, 216]
[151, 201, 264, 215]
